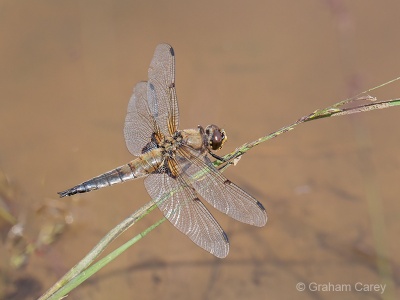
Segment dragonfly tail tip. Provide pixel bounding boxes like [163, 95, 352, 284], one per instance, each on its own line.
[58, 191, 68, 198]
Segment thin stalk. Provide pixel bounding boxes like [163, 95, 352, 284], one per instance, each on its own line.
[47, 217, 166, 300]
[38, 201, 157, 300]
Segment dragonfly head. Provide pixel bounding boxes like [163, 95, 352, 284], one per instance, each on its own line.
[205, 124, 227, 151]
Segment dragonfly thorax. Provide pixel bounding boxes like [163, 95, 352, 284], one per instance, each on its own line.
[160, 134, 181, 157]
[176, 125, 227, 153]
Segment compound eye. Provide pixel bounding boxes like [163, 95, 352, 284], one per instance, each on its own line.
[205, 124, 227, 151]
[210, 130, 224, 150]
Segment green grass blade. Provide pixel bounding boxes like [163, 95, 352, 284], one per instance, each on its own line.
[47, 217, 166, 300]
[38, 201, 158, 300]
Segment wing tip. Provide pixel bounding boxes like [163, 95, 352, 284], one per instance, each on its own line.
[212, 234, 230, 258]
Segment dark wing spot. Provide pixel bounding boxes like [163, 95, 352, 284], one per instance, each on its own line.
[169, 47, 175, 56]
[193, 197, 201, 202]
[141, 141, 158, 154]
[256, 201, 266, 211]
[222, 231, 229, 243]
[223, 179, 231, 185]
[169, 83, 175, 88]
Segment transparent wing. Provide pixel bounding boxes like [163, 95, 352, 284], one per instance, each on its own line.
[147, 43, 179, 136]
[177, 146, 267, 227]
[144, 165, 229, 258]
[124, 81, 158, 156]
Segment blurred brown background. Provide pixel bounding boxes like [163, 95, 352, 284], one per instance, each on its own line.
[1, 1, 400, 299]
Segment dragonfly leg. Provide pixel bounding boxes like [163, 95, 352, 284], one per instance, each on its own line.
[209, 150, 230, 163]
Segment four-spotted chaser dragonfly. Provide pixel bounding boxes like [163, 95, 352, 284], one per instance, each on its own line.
[59, 44, 267, 258]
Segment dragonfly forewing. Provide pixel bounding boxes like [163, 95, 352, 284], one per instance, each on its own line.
[148, 44, 179, 136]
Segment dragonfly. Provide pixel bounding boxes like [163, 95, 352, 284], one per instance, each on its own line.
[59, 43, 267, 258]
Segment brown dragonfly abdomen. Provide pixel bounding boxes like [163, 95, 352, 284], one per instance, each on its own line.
[58, 148, 164, 197]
